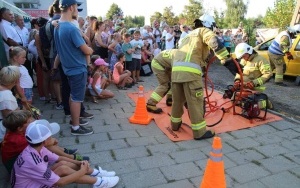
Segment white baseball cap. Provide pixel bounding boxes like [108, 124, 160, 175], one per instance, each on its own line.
[25, 120, 60, 144]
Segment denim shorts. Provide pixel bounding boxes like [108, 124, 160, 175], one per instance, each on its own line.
[68, 72, 87, 102]
[89, 86, 103, 96]
[23, 88, 33, 101]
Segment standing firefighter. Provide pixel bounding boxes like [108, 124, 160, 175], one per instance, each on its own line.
[146, 49, 177, 114]
[170, 14, 230, 140]
[267, 28, 295, 86]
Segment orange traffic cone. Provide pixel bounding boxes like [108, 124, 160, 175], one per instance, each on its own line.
[200, 136, 226, 188]
[129, 85, 152, 125]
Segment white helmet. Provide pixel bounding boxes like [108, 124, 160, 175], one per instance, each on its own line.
[199, 14, 215, 28]
[235, 43, 253, 59]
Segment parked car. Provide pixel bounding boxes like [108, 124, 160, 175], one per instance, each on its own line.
[253, 34, 300, 77]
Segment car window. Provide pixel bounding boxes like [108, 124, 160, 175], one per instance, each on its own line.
[294, 39, 300, 51]
[258, 39, 274, 51]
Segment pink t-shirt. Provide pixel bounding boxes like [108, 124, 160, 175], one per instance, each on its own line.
[11, 146, 60, 188]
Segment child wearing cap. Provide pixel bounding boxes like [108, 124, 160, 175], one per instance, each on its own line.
[1, 110, 86, 173]
[11, 118, 119, 188]
[88, 58, 114, 103]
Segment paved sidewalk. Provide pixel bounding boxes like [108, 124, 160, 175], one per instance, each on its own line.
[0, 75, 299, 188]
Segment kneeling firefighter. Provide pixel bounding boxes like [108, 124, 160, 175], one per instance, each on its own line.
[146, 49, 177, 114]
[170, 14, 230, 140]
[234, 43, 273, 109]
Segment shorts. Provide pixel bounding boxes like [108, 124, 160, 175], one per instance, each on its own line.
[23, 88, 33, 101]
[68, 72, 87, 102]
[50, 58, 61, 81]
[89, 86, 103, 96]
[125, 61, 133, 71]
[132, 58, 141, 71]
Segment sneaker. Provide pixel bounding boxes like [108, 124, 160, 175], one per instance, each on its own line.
[71, 126, 93, 136]
[64, 148, 78, 155]
[55, 103, 64, 110]
[93, 167, 116, 177]
[80, 112, 94, 119]
[69, 119, 89, 126]
[93, 176, 120, 188]
[74, 154, 90, 161]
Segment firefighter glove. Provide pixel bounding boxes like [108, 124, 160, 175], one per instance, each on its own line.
[286, 52, 294, 60]
[245, 81, 255, 90]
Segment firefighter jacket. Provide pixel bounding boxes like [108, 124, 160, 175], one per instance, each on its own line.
[151, 49, 177, 71]
[235, 52, 273, 90]
[268, 31, 292, 55]
[172, 27, 229, 83]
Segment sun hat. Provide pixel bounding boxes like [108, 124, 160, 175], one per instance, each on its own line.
[25, 120, 60, 144]
[94, 58, 109, 66]
[59, 0, 82, 8]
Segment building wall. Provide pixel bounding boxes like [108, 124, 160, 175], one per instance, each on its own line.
[5, 0, 87, 18]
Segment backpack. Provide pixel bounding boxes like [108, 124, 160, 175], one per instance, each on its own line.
[39, 21, 53, 57]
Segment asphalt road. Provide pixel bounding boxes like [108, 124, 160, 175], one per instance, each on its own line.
[206, 63, 300, 121]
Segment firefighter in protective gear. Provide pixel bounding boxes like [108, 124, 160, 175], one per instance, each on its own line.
[146, 49, 177, 114]
[267, 28, 295, 86]
[234, 43, 273, 109]
[171, 15, 229, 140]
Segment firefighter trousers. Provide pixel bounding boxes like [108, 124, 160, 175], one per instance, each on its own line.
[171, 79, 207, 138]
[147, 67, 172, 105]
[268, 52, 285, 83]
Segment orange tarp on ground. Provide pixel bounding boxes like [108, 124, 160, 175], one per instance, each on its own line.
[127, 90, 282, 142]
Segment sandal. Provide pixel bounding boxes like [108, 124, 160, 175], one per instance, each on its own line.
[92, 96, 98, 103]
[118, 86, 127, 90]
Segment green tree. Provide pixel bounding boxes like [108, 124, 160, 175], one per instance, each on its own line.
[180, 0, 203, 27]
[223, 0, 248, 28]
[213, 9, 225, 29]
[162, 6, 178, 26]
[106, 3, 123, 20]
[150, 12, 162, 26]
[124, 16, 145, 28]
[263, 0, 296, 30]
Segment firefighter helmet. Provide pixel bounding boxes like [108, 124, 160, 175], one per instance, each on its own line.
[235, 43, 253, 59]
[199, 14, 215, 28]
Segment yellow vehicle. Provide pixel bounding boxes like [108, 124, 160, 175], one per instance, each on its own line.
[253, 34, 300, 77]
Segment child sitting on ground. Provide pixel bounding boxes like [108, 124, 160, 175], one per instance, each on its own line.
[0, 66, 20, 142]
[88, 58, 114, 103]
[1, 110, 87, 173]
[11, 120, 119, 187]
[113, 53, 133, 90]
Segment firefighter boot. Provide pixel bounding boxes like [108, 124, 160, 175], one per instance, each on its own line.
[146, 103, 163, 114]
[171, 121, 182, 131]
[166, 96, 172, 106]
[193, 130, 215, 140]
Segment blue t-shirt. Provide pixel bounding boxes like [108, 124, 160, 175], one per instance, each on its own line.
[54, 21, 87, 76]
[122, 42, 132, 61]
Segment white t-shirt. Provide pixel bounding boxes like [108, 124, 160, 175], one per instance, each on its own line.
[15, 26, 29, 47]
[130, 39, 144, 59]
[28, 40, 38, 58]
[153, 28, 161, 43]
[165, 33, 174, 50]
[0, 90, 18, 142]
[0, 20, 22, 59]
[19, 65, 33, 89]
[153, 48, 161, 57]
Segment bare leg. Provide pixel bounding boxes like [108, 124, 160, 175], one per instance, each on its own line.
[70, 99, 81, 126]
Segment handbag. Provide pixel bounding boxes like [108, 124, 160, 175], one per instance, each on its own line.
[25, 103, 41, 119]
